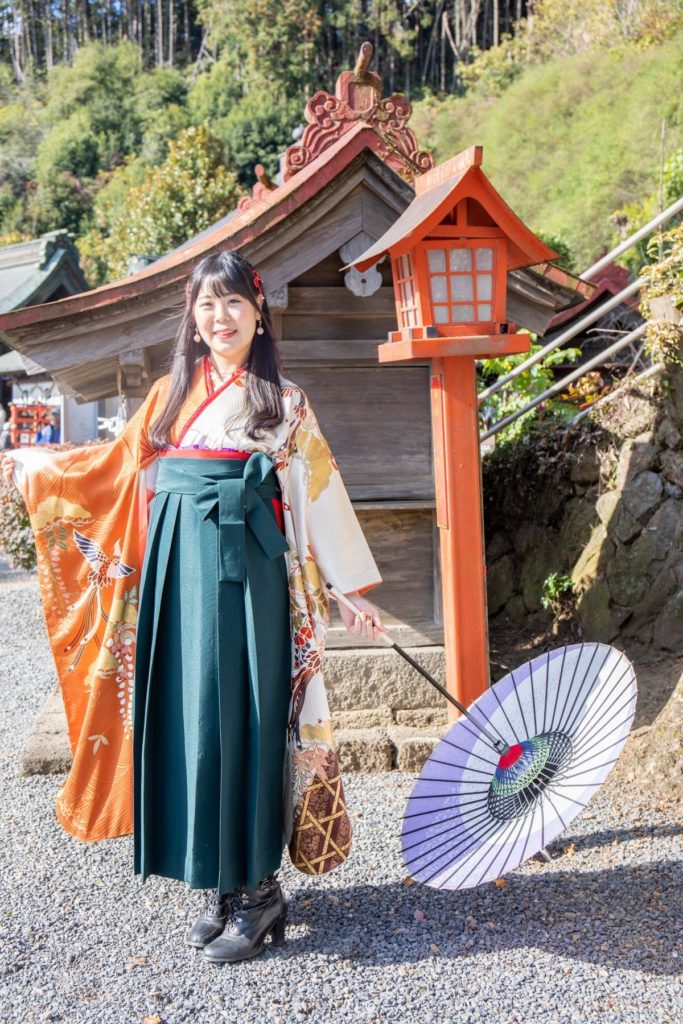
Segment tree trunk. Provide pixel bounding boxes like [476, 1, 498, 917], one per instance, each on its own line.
[63, 0, 72, 59]
[440, 11, 446, 92]
[156, 0, 163, 66]
[11, 8, 26, 82]
[167, 0, 174, 67]
[27, 0, 39, 66]
[45, 4, 53, 72]
[183, 0, 191, 62]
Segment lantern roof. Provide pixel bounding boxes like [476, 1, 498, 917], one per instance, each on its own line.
[346, 145, 559, 273]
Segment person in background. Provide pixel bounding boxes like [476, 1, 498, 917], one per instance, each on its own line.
[36, 414, 57, 444]
[0, 422, 13, 451]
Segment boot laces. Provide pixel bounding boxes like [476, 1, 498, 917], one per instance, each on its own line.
[207, 889, 237, 918]
[209, 874, 279, 920]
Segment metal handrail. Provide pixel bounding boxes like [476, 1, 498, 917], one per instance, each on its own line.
[481, 322, 647, 441]
[478, 193, 682, 438]
[581, 195, 683, 280]
[478, 277, 643, 402]
[569, 363, 664, 425]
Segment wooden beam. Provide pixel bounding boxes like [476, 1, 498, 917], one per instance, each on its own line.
[281, 338, 394, 365]
[286, 286, 395, 315]
[119, 347, 151, 389]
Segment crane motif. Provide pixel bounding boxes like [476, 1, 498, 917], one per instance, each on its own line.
[64, 530, 135, 671]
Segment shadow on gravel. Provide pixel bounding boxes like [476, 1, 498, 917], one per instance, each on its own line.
[556, 822, 683, 852]
[285, 861, 682, 974]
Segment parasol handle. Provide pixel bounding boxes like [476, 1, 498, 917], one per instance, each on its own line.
[326, 583, 508, 755]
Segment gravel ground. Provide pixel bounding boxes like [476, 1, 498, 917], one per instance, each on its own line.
[1, 574, 681, 1024]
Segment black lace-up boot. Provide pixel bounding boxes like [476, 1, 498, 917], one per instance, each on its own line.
[202, 873, 287, 964]
[186, 888, 236, 949]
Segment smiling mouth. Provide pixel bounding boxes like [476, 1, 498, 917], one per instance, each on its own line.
[214, 329, 237, 338]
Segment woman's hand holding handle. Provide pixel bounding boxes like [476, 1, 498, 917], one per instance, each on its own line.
[326, 583, 393, 646]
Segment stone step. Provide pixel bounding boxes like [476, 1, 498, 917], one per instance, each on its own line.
[20, 684, 72, 776]
[20, 640, 450, 776]
[335, 725, 448, 773]
[20, 685, 450, 778]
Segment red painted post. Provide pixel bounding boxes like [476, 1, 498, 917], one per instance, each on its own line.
[436, 356, 490, 720]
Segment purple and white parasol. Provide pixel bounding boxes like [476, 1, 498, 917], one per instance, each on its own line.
[400, 643, 637, 889]
[325, 586, 637, 892]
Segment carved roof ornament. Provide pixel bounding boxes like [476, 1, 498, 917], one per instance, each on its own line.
[283, 42, 433, 184]
[237, 164, 277, 213]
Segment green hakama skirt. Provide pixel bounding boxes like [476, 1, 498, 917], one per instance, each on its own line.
[132, 452, 291, 895]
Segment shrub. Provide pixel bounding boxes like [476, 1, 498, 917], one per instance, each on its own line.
[0, 481, 36, 571]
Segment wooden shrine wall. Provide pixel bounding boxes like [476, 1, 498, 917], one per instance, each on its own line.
[280, 253, 442, 648]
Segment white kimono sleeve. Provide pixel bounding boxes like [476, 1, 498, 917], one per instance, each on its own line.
[284, 392, 382, 597]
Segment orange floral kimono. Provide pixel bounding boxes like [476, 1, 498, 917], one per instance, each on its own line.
[12, 357, 381, 874]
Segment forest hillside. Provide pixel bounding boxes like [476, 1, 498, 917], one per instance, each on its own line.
[0, 0, 681, 285]
[412, 29, 683, 270]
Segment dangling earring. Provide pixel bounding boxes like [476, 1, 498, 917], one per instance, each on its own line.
[256, 318, 264, 336]
[193, 330, 201, 343]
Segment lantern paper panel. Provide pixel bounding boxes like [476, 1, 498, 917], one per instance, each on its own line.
[427, 244, 497, 325]
[394, 252, 420, 328]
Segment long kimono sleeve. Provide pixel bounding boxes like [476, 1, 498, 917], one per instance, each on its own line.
[275, 389, 383, 876]
[10, 377, 169, 843]
[282, 391, 382, 599]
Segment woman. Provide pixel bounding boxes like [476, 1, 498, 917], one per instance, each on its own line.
[1, 250, 384, 965]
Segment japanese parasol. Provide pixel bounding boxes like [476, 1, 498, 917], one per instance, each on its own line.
[327, 585, 637, 890]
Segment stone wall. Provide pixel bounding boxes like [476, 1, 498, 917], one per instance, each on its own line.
[483, 373, 683, 651]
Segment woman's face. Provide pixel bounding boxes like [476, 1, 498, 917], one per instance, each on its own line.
[193, 284, 262, 369]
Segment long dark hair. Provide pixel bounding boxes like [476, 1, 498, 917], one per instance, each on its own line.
[148, 250, 285, 449]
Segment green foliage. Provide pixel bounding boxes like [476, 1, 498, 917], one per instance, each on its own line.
[187, 59, 243, 124]
[611, 147, 683, 274]
[458, 31, 530, 97]
[541, 572, 573, 611]
[640, 222, 683, 366]
[0, 63, 16, 103]
[415, 30, 683, 270]
[197, 0, 322, 98]
[0, 230, 31, 246]
[479, 341, 581, 444]
[1, 43, 194, 241]
[0, 482, 36, 572]
[133, 68, 191, 166]
[43, 42, 143, 165]
[452, 0, 683, 102]
[79, 124, 245, 283]
[535, 233, 576, 273]
[33, 111, 99, 232]
[0, 89, 45, 234]
[2, 1, 682, 283]
[523, 0, 683, 56]
[77, 157, 150, 283]
[219, 93, 302, 187]
[187, 62, 299, 184]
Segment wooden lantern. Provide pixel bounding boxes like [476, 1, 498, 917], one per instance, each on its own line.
[392, 227, 505, 336]
[347, 145, 560, 717]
